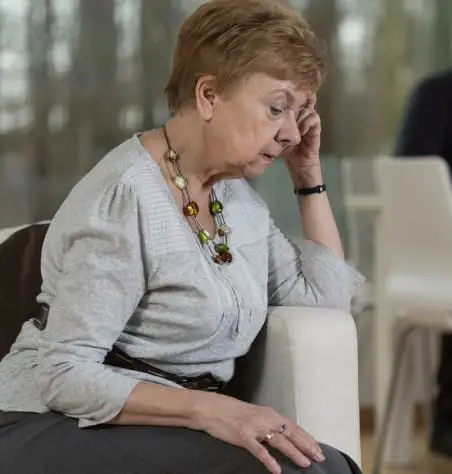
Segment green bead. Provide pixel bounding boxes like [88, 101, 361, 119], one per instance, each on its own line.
[209, 200, 223, 215]
[214, 243, 229, 254]
[198, 230, 211, 244]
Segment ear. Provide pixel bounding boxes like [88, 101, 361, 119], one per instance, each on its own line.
[195, 75, 219, 121]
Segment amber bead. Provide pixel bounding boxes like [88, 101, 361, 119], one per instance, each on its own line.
[213, 254, 223, 264]
[209, 200, 223, 215]
[220, 251, 233, 263]
[165, 149, 178, 161]
[184, 202, 200, 217]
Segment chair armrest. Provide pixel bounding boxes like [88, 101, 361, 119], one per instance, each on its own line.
[232, 306, 361, 466]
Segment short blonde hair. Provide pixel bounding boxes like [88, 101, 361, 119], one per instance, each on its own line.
[165, 0, 326, 113]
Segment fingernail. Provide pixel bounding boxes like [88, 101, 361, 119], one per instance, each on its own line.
[315, 452, 325, 462]
[302, 459, 312, 468]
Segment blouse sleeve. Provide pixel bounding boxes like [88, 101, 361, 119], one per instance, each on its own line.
[267, 219, 365, 310]
[34, 182, 147, 428]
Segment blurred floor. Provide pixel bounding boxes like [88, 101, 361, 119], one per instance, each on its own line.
[361, 429, 452, 474]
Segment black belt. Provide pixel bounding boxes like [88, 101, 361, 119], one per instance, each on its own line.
[34, 305, 225, 392]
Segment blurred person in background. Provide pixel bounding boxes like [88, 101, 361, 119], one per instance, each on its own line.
[395, 68, 452, 458]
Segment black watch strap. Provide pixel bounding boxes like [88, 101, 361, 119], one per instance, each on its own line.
[294, 184, 327, 196]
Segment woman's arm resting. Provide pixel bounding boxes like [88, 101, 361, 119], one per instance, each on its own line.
[109, 382, 205, 428]
[35, 182, 147, 427]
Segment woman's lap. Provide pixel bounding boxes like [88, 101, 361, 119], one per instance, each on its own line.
[0, 411, 360, 474]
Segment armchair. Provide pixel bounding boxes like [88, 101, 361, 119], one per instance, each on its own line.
[0, 224, 361, 467]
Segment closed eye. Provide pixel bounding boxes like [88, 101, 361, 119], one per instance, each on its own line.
[270, 106, 284, 117]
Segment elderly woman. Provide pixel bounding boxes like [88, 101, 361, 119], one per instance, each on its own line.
[0, 0, 363, 473]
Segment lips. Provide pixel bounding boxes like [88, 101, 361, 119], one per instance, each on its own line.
[261, 153, 275, 160]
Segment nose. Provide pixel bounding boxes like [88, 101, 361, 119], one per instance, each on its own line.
[275, 112, 301, 147]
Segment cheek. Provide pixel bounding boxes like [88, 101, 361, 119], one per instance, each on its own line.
[249, 121, 280, 152]
[215, 105, 279, 159]
[234, 116, 278, 151]
[221, 116, 257, 154]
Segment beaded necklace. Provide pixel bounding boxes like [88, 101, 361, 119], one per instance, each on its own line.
[162, 125, 233, 264]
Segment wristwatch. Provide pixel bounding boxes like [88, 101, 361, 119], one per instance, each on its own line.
[294, 184, 327, 196]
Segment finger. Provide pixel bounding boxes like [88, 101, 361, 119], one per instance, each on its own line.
[305, 94, 317, 111]
[297, 107, 311, 123]
[290, 427, 321, 454]
[269, 434, 312, 469]
[286, 426, 324, 461]
[282, 422, 320, 451]
[299, 113, 320, 136]
[246, 439, 282, 474]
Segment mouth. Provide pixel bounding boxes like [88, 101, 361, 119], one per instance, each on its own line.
[260, 153, 276, 162]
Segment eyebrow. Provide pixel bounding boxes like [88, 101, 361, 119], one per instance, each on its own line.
[271, 89, 309, 111]
[271, 89, 296, 104]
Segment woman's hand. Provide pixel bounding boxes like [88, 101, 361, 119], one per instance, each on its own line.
[282, 95, 323, 188]
[192, 392, 325, 474]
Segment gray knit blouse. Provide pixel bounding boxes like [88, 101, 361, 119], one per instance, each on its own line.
[0, 134, 364, 428]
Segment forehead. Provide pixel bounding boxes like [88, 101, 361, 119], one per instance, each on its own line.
[232, 73, 311, 107]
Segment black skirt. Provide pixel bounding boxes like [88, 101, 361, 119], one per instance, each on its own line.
[0, 411, 361, 474]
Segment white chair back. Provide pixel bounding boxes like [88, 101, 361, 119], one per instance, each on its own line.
[376, 156, 452, 311]
[341, 157, 380, 276]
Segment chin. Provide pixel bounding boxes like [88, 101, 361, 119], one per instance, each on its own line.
[242, 160, 275, 179]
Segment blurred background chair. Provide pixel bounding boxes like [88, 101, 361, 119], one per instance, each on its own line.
[372, 157, 452, 473]
[341, 157, 380, 319]
[341, 157, 382, 416]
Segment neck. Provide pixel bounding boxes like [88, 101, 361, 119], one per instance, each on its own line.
[163, 112, 228, 193]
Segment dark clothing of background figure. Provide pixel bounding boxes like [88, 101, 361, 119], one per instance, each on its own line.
[394, 68, 452, 454]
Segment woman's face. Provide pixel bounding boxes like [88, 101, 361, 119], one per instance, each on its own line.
[201, 73, 313, 179]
